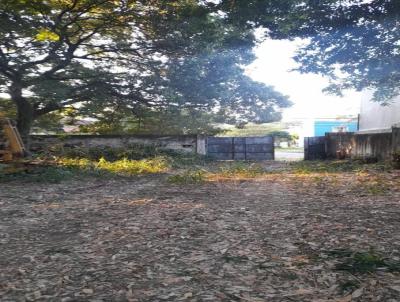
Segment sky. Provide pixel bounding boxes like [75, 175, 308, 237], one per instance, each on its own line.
[246, 39, 362, 123]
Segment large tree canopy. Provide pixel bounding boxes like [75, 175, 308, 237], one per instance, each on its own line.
[0, 0, 291, 142]
[221, 0, 399, 102]
[3, 0, 395, 143]
[289, 0, 400, 102]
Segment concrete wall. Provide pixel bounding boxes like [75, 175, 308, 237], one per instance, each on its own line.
[30, 134, 207, 154]
[359, 91, 400, 131]
[352, 132, 393, 160]
[323, 128, 400, 160]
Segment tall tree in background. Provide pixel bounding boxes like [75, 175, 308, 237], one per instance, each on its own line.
[0, 0, 291, 143]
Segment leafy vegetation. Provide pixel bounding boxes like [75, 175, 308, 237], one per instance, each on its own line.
[219, 123, 294, 138]
[0, 144, 215, 183]
[0, 0, 292, 142]
[59, 157, 169, 176]
[2, 0, 397, 142]
[291, 160, 392, 174]
[167, 162, 266, 184]
[248, 1, 400, 102]
[0, 156, 169, 183]
[327, 249, 400, 273]
[40, 145, 212, 168]
[78, 108, 224, 136]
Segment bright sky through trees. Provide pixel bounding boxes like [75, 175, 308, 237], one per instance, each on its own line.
[247, 39, 362, 122]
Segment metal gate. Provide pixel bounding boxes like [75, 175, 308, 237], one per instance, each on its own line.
[207, 136, 274, 160]
[304, 136, 327, 160]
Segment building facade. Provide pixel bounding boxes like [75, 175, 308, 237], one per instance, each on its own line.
[314, 120, 358, 136]
[359, 91, 400, 132]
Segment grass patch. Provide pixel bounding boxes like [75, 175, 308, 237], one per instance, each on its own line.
[167, 169, 207, 184]
[0, 156, 169, 183]
[97, 157, 168, 175]
[217, 162, 265, 178]
[165, 152, 212, 168]
[291, 160, 392, 174]
[0, 165, 76, 183]
[363, 179, 390, 195]
[58, 156, 169, 175]
[326, 249, 400, 273]
[167, 162, 267, 185]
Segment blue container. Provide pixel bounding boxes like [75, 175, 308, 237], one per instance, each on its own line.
[314, 121, 357, 136]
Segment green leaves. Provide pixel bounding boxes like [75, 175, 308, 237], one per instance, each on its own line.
[1, 0, 293, 136]
[35, 29, 60, 42]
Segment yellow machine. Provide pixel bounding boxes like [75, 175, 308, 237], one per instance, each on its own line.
[0, 115, 26, 162]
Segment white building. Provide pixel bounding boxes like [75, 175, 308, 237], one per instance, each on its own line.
[359, 90, 400, 132]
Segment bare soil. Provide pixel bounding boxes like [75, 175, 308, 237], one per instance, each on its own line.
[1, 164, 400, 301]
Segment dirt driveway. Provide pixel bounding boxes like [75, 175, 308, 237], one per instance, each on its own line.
[1, 163, 400, 301]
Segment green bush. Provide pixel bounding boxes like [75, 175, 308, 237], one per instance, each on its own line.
[58, 156, 169, 175]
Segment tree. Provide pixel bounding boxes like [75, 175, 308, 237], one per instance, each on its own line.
[156, 51, 291, 125]
[0, 0, 291, 144]
[79, 106, 225, 136]
[217, 0, 399, 102]
[290, 0, 400, 102]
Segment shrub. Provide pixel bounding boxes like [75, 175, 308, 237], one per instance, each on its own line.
[58, 156, 169, 175]
[96, 157, 168, 175]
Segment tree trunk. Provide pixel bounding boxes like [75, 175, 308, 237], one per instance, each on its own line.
[9, 81, 34, 148]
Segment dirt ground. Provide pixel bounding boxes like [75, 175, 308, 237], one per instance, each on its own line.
[1, 162, 400, 302]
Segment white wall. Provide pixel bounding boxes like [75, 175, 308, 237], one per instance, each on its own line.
[359, 91, 400, 132]
[286, 120, 314, 147]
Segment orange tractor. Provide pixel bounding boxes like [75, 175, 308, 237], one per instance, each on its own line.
[0, 115, 26, 162]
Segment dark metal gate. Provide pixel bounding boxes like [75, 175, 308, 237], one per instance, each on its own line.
[207, 136, 274, 160]
[304, 136, 327, 160]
